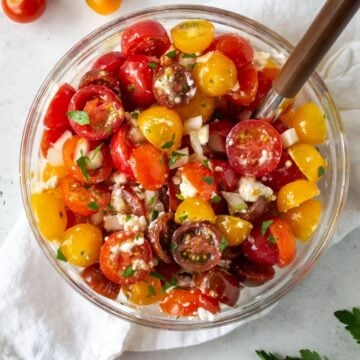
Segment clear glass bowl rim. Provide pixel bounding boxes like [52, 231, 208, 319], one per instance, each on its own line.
[20, 4, 349, 330]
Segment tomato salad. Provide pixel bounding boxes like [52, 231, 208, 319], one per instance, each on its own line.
[31, 19, 327, 320]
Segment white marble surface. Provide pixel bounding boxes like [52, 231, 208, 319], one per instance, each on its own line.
[0, 0, 359, 359]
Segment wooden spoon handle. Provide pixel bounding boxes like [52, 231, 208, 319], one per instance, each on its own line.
[273, 0, 360, 98]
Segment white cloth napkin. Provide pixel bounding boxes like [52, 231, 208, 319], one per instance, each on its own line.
[1, 2, 359, 360]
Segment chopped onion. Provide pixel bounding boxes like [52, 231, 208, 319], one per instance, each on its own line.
[87, 148, 104, 169]
[184, 115, 203, 134]
[47, 148, 64, 167]
[281, 128, 299, 148]
[190, 130, 204, 159]
[196, 125, 209, 145]
[196, 51, 214, 63]
[73, 138, 90, 161]
[53, 130, 72, 150]
[169, 147, 189, 170]
[222, 191, 247, 214]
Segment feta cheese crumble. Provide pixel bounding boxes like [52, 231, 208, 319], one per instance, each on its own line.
[180, 175, 198, 199]
[238, 177, 274, 202]
[103, 214, 147, 232]
[197, 307, 215, 321]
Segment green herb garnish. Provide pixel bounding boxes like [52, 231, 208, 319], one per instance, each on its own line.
[170, 241, 178, 253]
[67, 110, 90, 125]
[122, 265, 135, 277]
[211, 195, 221, 203]
[87, 201, 99, 211]
[256, 349, 328, 360]
[161, 134, 175, 150]
[218, 236, 228, 252]
[56, 248, 67, 262]
[162, 276, 177, 292]
[178, 213, 188, 222]
[149, 271, 165, 280]
[148, 61, 158, 69]
[148, 195, 156, 206]
[168, 150, 187, 166]
[183, 53, 196, 58]
[151, 209, 159, 221]
[125, 214, 132, 222]
[318, 166, 325, 177]
[147, 285, 156, 297]
[261, 220, 273, 236]
[131, 111, 139, 119]
[268, 234, 277, 244]
[175, 193, 185, 201]
[203, 159, 210, 168]
[201, 176, 214, 185]
[334, 308, 360, 344]
[165, 50, 177, 59]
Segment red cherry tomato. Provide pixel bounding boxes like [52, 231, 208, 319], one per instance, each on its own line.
[262, 150, 304, 192]
[79, 69, 120, 96]
[226, 64, 258, 106]
[100, 231, 153, 285]
[226, 119, 282, 177]
[208, 119, 233, 154]
[40, 128, 65, 157]
[65, 209, 89, 229]
[81, 263, 120, 299]
[68, 85, 124, 140]
[241, 223, 280, 266]
[244, 71, 273, 112]
[121, 20, 170, 57]
[92, 51, 126, 73]
[181, 162, 217, 201]
[44, 83, 75, 131]
[61, 176, 111, 216]
[130, 143, 168, 191]
[109, 124, 135, 178]
[209, 33, 254, 69]
[2, 0, 46, 23]
[63, 136, 113, 184]
[160, 289, 220, 317]
[194, 267, 240, 306]
[211, 160, 240, 192]
[118, 54, 158, 109]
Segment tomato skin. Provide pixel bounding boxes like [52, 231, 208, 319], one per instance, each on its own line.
[44, 83, 75, 131]
[160, 289, 220, 317]
[130, 143, 168, 191]
[118, 55, 157, 109]
[79, 69, 120, 96]
[209, 33, 254, 69]
[226, 119, 282, 177]
[211, 160, 240, 192]
[92, 51, 126, 72]
[122, 20, 170, 57]
[100, 231, 153, 286]
[86, 0, 122, 15]
[2, 0, 46, 23]
[40, 128, 65, 157]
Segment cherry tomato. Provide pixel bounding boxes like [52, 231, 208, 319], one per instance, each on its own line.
[62, 136, 113, 184]
[241, 224, 279, 266]
[42, 163, 68, 181]
[85, 0, 122, 15]
[171, 20, 215, 54]
[79, 69, 120, 95]
[180, 162, 217, 201]
[226, 119, 282, 177]
[138, 106, 183, 153]
[209, 33, 254, 68]
[174, 196, 216, 224]
[194, 51, 238, 97]
[92, 51, 126, 72]
[61, 224, 103, 267]
[100, 231, 153, 285]
[215, 215, 252, 246]
[226, 64, 258, 106]
[211, 160, 240, 192]
[68, 85, 124, 140]
[160, 289, 219, 317]
[171, 222, 222, 272]
[194, 267, 240, 306]
[2, 0, 46, 23]
[44, 83, 75, 131]
[130, 143, 168, 191]
[81, 263, 120, 300]
[61, 176, 111, 216]
[40, 128, 65, 157]
[118, 55, 158, 109]
[208, 120, 233, 154]
[31, 191, 67, 241]
[244, 70, 272, 112]
[262, 150, 304, 192]
[122, 20, 170, 57]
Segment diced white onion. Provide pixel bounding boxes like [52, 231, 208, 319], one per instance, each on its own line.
[169, 147, 189, 170]
[73, 138, 90, 162]
[87, 148, 104, 170]
[230, 81, 240, 92]
[196, 125, 209, 145]
[281, 128, 299, 148]
[190, 130, 204, 159]
[47, 148, 64, 167]
[253, 51, 271, 71]
[222, 191, 247, 214]
[184, 115, 203, 135]
[53, 130, 72, 150]
[196, 51, 214, 64]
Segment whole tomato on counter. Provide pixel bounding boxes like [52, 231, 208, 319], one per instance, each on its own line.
[2, 0, 46, 23]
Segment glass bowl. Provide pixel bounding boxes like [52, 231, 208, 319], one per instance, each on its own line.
[20, 5, 349, 330]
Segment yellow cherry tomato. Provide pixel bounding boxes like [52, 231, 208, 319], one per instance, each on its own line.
[288, 143, 326, 182]
[60, 224, 103, 267]
[281, 199, 323, 242]
[215, 215, 252, 246]
[86, 0, 122, 15]
[280, 108, 295, 128]
[31, 191, 67, 241]
[171, 20, 215, 54]
[123, 275, 164, 305]
[42, 163, 69, 182]
[194, 51, 238, 97]
[175, 196, 216, 224]
[277, 179, 320, 213]
[292, 102, 327, 144]
[138, 106, 183, 153]
[175, 89, 215, 123]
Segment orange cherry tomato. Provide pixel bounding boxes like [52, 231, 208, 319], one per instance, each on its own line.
[2, 0, 46, 23]
[85, 0, 122, 15]
[130, 143, 169, 191]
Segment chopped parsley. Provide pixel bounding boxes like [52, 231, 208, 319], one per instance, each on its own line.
[125, 214, 132, 222]
[147, 285, 156, 297]
[91, 144, 102, 160]
[261, 220, 273, 236]
[87, 201, 99, 211]
[203, 159, 210, 168]
[151, 209, 159, 221]
[165, 50, 177, 59]
[178, 213, 188, 222]
[175, 193, 185, 201]
[131, 111, 139, 119]
[147, 195, 156, 206]
[149, 271, 165, 280]
[122, 265, 135, 277]
[183, 53, 196, 58]
[76, 151, 91, 182]
[188, 63, 196, 70]
[148, 61, 158, 69]
[268, 234, 277, 244]
[162, 276, 177, 292]
[170, 241, 178, 253]
[161, 134, 175, 150]
[56, 248, 67, 262]
[168, 150, 187, 166]
[201, 176, 214, 185]
[218, 236, 228, 252]
[211, 195, 221, 203]
[67, 110, 90, 125]
[318, 166, 325, 177]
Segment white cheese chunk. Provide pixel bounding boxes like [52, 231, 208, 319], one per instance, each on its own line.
[103, 214, 147, 232]
[281, 128, 299, 148]
[195, 125, 209, 145]
[110, 187, 128, 213]
[238, 176, 274, 202]
[253, 51, 271, 71]
[109, 171, 128, 186]
[119, 236, 145, 253]
[184, 115, 203, 134]
[222, 191, 248, 214]
[180, 175, 198, 199]
[132, 258, 150, 271]
[197, 307, 215, 321]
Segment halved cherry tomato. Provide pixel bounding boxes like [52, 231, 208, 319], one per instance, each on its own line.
[194, 267, 240, 306]
[81, 263, 120, 300]
[211, 160, 240, 192]
[118, 54, 158, 109]
[63, 136, 113, 184]
[130, 143, 168, 191]
[215, 215, 252, 246]
[44, 83, 75, 131]
[122, 20, 170, 57]
[160, 289, 219, 317]
[68, 85, 124, 140]
[42, 163, 68, 181]
[269, 218, 296, 268]
[61, 176, 111, 216]
[100, 231, 153, 285]
[209, 33, 254, 69]
[109, 124, 135, 179]
[92, 51, 126, 72]
[79, 69, 120, 95]
[85, 0, 122, 15]
[226, 119, 282, 177]
[226, 64, 258, 106]
[174, 196, 216, 224]
[208, 120, 233, 154]
[40, 128, 65, 157]
[2, 0, 46, 23]
[180, 162, 217, 201]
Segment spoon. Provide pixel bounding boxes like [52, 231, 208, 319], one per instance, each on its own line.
[254, 0, 360, 119]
